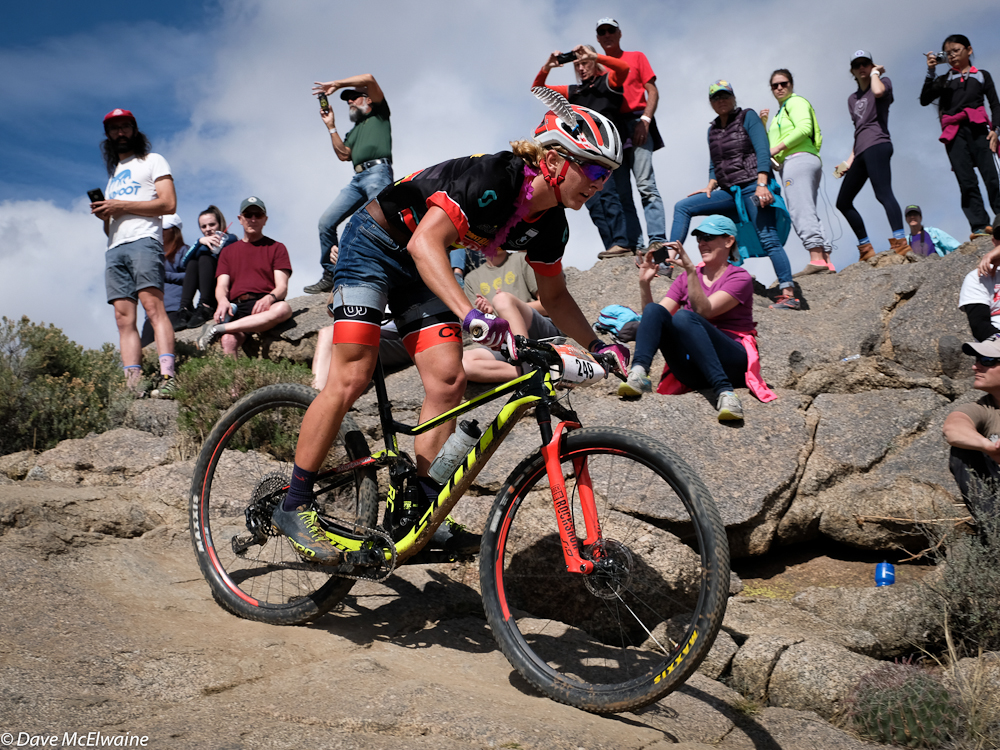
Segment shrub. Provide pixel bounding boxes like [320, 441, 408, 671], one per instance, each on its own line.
[0, 316, 130, 455]
[176, 353, 313, 444]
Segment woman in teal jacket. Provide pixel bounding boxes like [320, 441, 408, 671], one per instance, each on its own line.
[761, 68, 833, 276]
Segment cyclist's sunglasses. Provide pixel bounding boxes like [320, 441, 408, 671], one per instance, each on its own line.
[976, 355, 1000, 368]
[562, 153, 612, 182]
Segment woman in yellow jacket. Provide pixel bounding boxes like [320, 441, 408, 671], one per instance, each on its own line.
[761, 68, 833, 275]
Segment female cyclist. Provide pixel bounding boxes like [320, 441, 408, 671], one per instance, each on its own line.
[271, 102, 630, 563]
[920, 34, 1000, 239]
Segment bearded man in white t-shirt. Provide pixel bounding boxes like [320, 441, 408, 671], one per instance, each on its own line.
[90, 108, 178, 397]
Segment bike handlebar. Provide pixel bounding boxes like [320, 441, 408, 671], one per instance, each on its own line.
[502, 336, 627, 381]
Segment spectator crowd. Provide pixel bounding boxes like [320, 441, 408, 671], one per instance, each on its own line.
[88, 19, 1000, 544]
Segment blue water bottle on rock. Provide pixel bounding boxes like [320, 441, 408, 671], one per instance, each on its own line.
[875, 562, 895, 586]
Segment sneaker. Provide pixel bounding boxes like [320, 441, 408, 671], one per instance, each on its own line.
[196, 321, 221, 351]
[271, 504, 343, 565]
[716, 391, 744, 422]
[617, 368, 652, 398]
[172, 307, 194, 332]
[770, 293, 801, 310]
[792, 263, 830, 278]
[150, 374, 178, 399]
[597, 245, 634, 259]
[428, 516, 481, 555]
[303, 272, 334, 294]
[186, 304, 214, 330]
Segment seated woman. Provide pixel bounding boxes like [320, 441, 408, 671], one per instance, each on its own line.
[174, 205, 238, 330]
[618, 215, 775, 422]
[668, 80, 797, 309]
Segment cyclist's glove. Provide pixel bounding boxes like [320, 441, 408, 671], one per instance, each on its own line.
[590, 340, 630, 375]
[464, 309, 515, 355]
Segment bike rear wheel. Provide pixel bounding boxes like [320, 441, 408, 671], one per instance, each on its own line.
[189, 383, 378, 625]
[480, 427, 729, 713]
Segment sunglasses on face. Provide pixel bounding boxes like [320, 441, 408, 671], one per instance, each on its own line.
[771, 80, 791, 90]
[976, 355, 1000, 368]
[597, 27, 617, 35]
[563, 153, 612, 182]
[851, 60, 872, 70]
[242, 211, 265, 219]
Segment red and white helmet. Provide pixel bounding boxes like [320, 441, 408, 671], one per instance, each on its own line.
[533, 104, 623, 170]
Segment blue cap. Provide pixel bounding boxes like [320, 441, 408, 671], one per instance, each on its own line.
[693, 215, 737, 237]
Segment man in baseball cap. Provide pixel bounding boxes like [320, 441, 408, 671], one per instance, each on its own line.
[943, 333, 1000, 530]
[903, 204, 961, 258]
[596, 16, 667, 257]
[305, 72, 394, 295]
[91, 108, 178, 398]
[196, 196, 293, 356]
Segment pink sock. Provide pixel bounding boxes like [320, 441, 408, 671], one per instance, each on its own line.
[159, 353, 176, 378]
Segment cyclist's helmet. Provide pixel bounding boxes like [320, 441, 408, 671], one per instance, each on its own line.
[533, 104, 623, 170]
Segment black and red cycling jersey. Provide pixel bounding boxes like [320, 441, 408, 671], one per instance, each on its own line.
[376, 151, 568, 277]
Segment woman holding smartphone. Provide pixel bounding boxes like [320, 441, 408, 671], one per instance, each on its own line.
[174, 205, 237, 330]
[834, 50, 906, 261]
[920, 34, 1000, 239]
[760, 69, 833, 276]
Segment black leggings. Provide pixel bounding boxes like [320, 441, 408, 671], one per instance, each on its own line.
[946, 123, 1000, 231]
[836, 141, 904, 241]
[180, 253, 218, 310]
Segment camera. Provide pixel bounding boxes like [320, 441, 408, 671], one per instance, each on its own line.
[555, 51, 577, 65]
[933, 51, 946, 63]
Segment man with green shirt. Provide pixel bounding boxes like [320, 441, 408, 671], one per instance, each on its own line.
[306, 73, 393, 294]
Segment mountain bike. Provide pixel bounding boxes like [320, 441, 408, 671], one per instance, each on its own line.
[189, 336, 730, 713]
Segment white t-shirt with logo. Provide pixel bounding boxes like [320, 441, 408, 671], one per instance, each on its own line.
[958, 268, 1000, 327]
[105, 153, 172, 250]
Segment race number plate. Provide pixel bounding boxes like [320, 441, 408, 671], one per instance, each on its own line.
[550, 343, 607, 386]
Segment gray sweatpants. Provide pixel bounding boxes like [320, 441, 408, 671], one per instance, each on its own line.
[779, 152, 831, 252]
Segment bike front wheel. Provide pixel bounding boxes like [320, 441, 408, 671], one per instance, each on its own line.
[480, 427, 729, 713]
[189, 383, 378, 625]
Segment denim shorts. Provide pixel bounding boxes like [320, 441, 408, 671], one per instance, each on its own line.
[105, 236, 165, 303]
[330, 209, 459, 356]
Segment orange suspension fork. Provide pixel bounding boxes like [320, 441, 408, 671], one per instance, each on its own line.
[540, 420, 602, 574]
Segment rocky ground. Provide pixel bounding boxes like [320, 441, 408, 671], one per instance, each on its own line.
[4, 241, 1000, 748]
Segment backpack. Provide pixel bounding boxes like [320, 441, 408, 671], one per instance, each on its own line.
[594, 305, 642, 342]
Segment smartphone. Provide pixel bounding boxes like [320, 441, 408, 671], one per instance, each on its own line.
[652, 245, 670, 264]
[87, 188, 105, 203]
[555, 51, 577, 64]
[318, 92, 330, 112]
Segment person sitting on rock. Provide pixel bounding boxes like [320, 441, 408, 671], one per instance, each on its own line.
[942, 335, 1000, 530]
[196, 196, 293, 356]
[958, 212, 1000, 341]
[903, 205, 960, 258]
[618, 215, 776, 422]
[462, 247, 561, 383]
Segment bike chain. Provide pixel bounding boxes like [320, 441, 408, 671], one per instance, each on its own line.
[319, 516, 398, 584]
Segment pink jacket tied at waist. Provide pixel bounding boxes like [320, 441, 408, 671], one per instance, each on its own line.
[655, 331, 777, 402]
[940, 106, 992, 144]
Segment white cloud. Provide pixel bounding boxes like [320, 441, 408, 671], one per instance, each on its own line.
[1, 0, 999, 350]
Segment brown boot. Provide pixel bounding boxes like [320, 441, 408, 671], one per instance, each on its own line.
[858, 242, 875, 261]
[889, 237, 910, 256]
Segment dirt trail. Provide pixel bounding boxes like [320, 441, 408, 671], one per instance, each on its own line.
[0, 483, 870, 750]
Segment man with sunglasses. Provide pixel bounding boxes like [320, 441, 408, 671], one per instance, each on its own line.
[305, 73, 393, 295]
[196, 197, 293, 355]
[943, 335, 1000, 528]
[595, 17, 667, 256]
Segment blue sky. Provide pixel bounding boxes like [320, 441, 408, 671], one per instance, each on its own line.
[2, 0, 999, 350]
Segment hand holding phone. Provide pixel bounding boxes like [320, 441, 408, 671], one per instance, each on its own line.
[555, 51, 577, 65]
[87, 188, 105, 203]
[318, 92, 330, 113]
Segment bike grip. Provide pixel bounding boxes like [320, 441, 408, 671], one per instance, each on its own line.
[468, 319, 489, 342]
